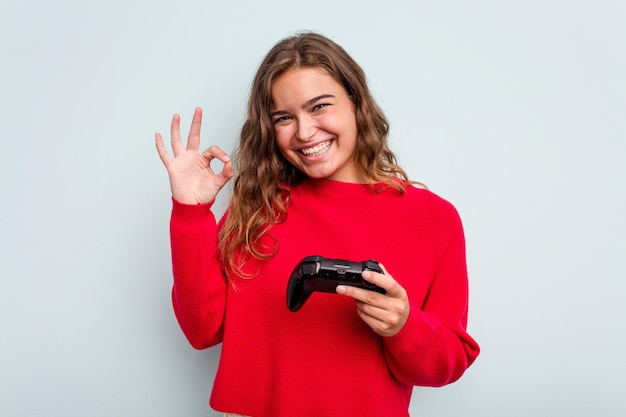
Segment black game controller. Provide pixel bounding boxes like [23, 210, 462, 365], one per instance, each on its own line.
[286, 255, 386, 312]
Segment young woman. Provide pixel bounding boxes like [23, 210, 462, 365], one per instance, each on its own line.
[155, 32, 479, 417]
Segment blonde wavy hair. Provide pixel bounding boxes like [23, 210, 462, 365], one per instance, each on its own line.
[218, 32, 414, 280]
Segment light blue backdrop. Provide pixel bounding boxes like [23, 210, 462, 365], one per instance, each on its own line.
[1, 1, 625, 416]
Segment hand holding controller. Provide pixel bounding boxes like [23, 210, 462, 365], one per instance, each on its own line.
[286, 255, 386, 312]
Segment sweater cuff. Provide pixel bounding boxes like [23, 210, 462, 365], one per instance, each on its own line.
[171, 198, 215, 222]
[384, 305, 441, 348]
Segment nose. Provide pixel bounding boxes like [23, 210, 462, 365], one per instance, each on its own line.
[295, 115, 317, 141]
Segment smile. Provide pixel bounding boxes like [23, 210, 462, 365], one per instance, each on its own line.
[300, 140, 331, 156]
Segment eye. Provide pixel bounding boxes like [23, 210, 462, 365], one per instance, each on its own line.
[312, 103, 329, 112]
[273, 115, 293, 125]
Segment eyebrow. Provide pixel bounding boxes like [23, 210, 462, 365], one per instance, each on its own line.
[270, 94, 336, 118]
[303, 94, 335, 108]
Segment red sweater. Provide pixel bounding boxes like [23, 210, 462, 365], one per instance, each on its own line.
[169, 178, 479, 416]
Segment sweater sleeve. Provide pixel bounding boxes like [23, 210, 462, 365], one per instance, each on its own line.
[169, 199, 227, 349]
[382, 205, 480, 387]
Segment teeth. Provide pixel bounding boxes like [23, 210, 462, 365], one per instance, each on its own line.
[301, 141, 330, 156]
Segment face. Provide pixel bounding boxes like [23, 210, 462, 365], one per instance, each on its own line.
[270, 67, 360, 183]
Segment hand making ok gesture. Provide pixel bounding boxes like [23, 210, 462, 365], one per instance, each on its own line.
[155, 107, 234, 205]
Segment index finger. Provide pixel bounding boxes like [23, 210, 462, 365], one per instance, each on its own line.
[202, 145, 234, 184]
[361, 264, 403, 297]
[202, 144, 231, 163]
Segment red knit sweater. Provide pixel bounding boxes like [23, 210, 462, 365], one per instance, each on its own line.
[169, 178, 479, 417]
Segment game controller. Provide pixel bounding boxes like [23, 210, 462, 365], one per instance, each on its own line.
[286, 255, 386, 312]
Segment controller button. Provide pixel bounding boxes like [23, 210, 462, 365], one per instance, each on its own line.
[302, 262, 318, 276]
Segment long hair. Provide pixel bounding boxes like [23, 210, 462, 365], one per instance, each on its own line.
[218, 32, 413, 280]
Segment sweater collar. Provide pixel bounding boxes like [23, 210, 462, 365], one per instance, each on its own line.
[298, 178, 381, 199]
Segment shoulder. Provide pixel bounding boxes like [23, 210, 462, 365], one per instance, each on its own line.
[405, 185, 458, 212]
[401, 185, 463, 229]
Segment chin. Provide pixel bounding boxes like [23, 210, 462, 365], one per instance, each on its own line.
[303, 167, 337, 180]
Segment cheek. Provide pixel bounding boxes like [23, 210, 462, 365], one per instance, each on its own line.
[274, 127, 293, 152]
[328, 108, 357, 134]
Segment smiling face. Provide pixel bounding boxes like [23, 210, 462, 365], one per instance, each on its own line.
[270, 67, 360, 183]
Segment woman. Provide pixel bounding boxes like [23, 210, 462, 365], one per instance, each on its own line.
[156, 32, 479, 417]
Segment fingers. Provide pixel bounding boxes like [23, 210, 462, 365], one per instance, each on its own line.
[352, 285, 410, 337]
[362, 264, 402, 297]
[154, 132, 172, 166]
[336, 263, 410, 337]
[355, 301, 408, 337]
[336, 264, 404, 303]
[169, 113, 185, 156]
[156, 108, 203, 160]
[202, 144, 230, 162]
[186, 107, 203, 151]
[202, 145, 235, 183]
[155, 109, 234, 204]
